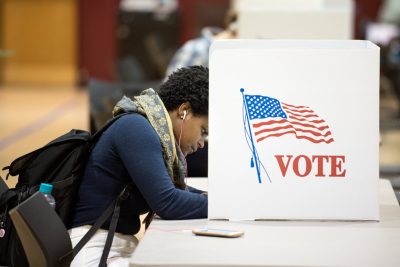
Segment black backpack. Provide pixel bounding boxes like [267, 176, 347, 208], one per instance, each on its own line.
[0, 113, 136, 267]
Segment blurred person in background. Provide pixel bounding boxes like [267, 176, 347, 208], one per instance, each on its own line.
[165, 9, 237, 177]
[165, 9, 238, 77]
[378, 0, 400, 25]
[378, 0, 400, 110]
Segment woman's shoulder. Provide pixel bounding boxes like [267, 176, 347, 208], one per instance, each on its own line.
[108, 113, 163, 152]
[117, 113, 148, 125]
[112, 113, 157, 137]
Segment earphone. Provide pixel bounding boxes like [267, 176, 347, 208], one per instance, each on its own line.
[181, 110, 187, 120]
[178, 109, 188, 183]
[178, 110, 187, 149]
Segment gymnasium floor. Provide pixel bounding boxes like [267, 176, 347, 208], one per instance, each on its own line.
[0, 86, 88, 187]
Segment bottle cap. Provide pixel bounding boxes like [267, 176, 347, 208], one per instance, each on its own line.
[39, 183, 53, 194]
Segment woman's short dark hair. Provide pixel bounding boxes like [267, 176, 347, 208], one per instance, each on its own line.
[158, 66, 208, 116]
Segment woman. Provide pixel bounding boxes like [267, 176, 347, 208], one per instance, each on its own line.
[69, 66, 209, 266]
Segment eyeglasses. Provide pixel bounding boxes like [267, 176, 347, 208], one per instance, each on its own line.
[201, 128, 209, 142]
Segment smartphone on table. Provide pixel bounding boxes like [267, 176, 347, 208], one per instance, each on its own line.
[192, 228, 244, 238]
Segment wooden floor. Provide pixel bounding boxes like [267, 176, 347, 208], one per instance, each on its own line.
[0, 85, 88, 187]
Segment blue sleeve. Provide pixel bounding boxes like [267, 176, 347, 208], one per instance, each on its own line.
[112, 115, 208, 219]
[187, 186, 206, 194]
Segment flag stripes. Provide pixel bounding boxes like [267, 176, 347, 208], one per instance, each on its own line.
[244, 94, 334, 144]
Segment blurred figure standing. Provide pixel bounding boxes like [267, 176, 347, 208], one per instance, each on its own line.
[378, 0, 400, 24]
[378, 0, 400, 109]
[164, 9, 237, 177]
[165, 9, 238, 77]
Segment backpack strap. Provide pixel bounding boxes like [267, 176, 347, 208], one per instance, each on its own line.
[91, 113, 131, 143]
[0, 190, 16, 207]
[144, 211, 155, 229]
[60, 184, 131, 264]
[0, 176, 9, 195]
[98, 184, 131, 267]
[61, 113, 143, 265]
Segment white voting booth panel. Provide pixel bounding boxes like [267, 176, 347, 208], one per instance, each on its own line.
[236, 0, 354, 39]
[208, 40, 380, 221]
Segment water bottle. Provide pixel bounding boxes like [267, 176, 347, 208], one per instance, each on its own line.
[39, 183, 56, 209]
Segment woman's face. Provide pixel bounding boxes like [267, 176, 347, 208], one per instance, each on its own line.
[170, 105, 208, 156]
[178, 114, 208, 156]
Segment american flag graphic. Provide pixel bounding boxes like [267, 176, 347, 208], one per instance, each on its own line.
[244, 94, 334, 144]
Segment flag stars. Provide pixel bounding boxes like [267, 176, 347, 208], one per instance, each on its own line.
[245, 94, 288, 120]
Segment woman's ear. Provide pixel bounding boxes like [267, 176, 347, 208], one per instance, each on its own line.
[178, 102, 191, 120]
[181, 110, 187, 120]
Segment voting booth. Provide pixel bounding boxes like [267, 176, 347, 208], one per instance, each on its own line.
[208, 40, 380, 221]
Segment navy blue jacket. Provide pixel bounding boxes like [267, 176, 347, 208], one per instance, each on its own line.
[71, 113, 208, 234]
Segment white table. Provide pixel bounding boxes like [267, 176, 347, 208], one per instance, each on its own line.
[130, 179, 400, 267]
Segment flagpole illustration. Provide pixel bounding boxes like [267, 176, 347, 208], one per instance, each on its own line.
[241, 88, 262, 183]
